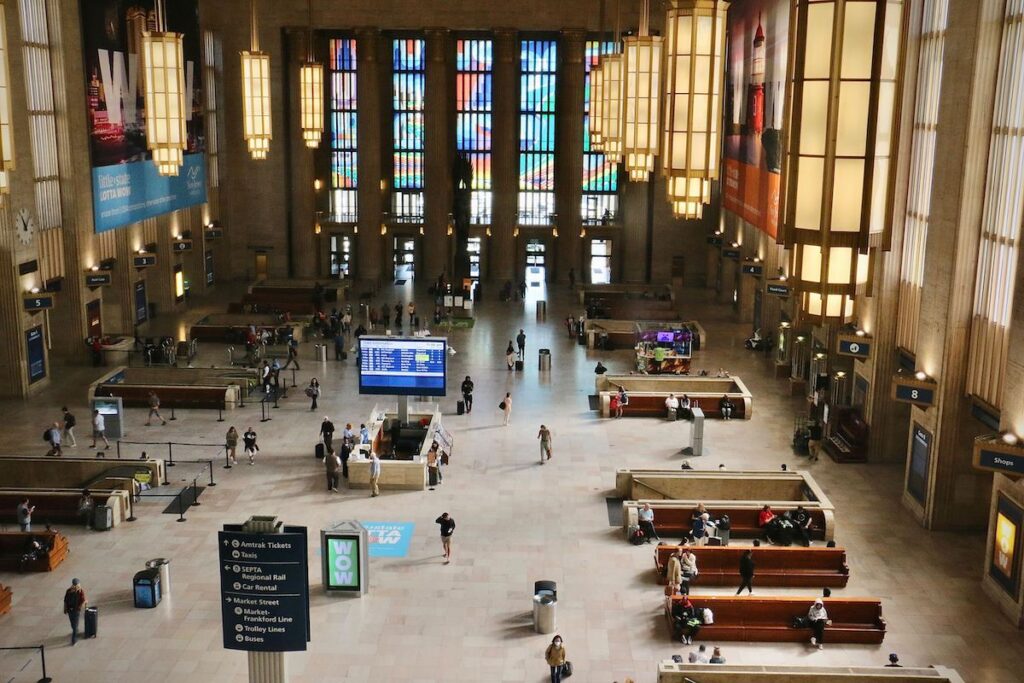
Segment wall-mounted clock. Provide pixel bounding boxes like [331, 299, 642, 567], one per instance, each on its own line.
[15, 208, 35, 246]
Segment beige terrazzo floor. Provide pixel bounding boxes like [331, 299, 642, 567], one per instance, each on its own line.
[0, 281, 1020, 682]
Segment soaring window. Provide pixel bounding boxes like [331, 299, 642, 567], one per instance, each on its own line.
[456, 38, 493, 224]
[966, 0, 1024, 407]
[584, 40, 618, 224]
[895, 0, 949, 351]
[202, 31, 220, 189]
[329, 38, 358, 222]
[19, 0, 60, 231]
[518, 38, 557, 225]
[392, 38, 425, 221]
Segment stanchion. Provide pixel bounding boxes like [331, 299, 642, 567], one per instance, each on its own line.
[272, 389, 280, 409]
[208, 459, 218, 485]
[291, 368, 297, 387]
[176, 491, 187, 522]
[217, 404, 224, 422]
[166, 442, 176, 467]
[224, 444, 233, 469]
[38, 644, 52, 683]
[238, 391, 246, 408]
[116, 441, 122, 459]
[191, 479, 201, 506]
[260, 400, 271, 422]
[169, 405, 177, 421]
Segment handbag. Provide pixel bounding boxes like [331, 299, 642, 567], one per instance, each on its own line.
[498, 401, 506, 411]
[561, 661, 573, 677]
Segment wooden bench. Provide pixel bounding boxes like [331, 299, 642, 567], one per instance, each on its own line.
[625, 503, 833, 542]
[653, 545, 849, 588]
[0, 531, 70, 572]
[93, 383, 235, 410]
[0, 490, 130, 527]
[608, 393, 747, 419]
[664, 595, 886, 643]
[0, 584, 10, 615]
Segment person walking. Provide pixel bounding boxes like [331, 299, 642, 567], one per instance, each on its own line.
[461, 375, 474, 413]
[435, 512, 455, 564]
[369, 452, 381, 497]
[501, 392, 512, 426]
[243, 427, 259, 465]
[505, 341, 516, 371]
[407, 301, 416, 328]
[320, 417, 336, 454]
[340, 439, 351, 479]
[325, 449, 341, 492]
[90, 409, 110, 450]
[46, 422, 63, 456]
[225, 426, 239, 465]
[146, 391, 167, 426]
[380, 303, 390, 330]
[61, 407, 77, 447]
[16, 498, 34, 532]
[334, 329, 345, 361]
[63, 578, 87, 645]
[537, 424, 552, 464]
[544, 635, 568, 683]
[737, 548, 755, 595]
[306, 378, 321, 410]
[285, 338, 301, 370]
[516, 329, 527, 359]
[260, 361, 271, 394]
[393, 303, 403, 329]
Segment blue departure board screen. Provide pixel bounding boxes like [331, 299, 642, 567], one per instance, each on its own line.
[359, 336, 447, 396]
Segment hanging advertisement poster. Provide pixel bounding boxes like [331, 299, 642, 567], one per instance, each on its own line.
[81, 0, 206, 233]
[991, 494, 1023, 598]
[723, 0, 789, 238]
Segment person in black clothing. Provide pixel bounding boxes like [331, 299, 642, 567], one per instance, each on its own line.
[671, 595, 701, 644]
[790, 505, 814, 547]
[719, 395, 735, 420]
[461, 375, 474, 413]
[516, 329, 527, 359]
[807, 420, 823, 461]
[340, 439, 351, 478]
[436, 512, 455, 564]
[594, 361, 608, 375]
[320, 417, 336, 454]
[736, 549, 755, 595]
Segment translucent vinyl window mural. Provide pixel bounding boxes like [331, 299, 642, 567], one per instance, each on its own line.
[456, 38, 493, 224]
[393, 38, 425, 221]
[584, 39, 618, 224]
[518, 38, 557, 225]
[329, 38, 357, 222]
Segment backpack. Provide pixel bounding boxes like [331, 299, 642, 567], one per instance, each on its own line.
[43, 429, 51, 442]
[702, 607, 714, 624]
[66, 414, 76, 427]
[63, 588, 80, 612]
[630, 527, 645, 545]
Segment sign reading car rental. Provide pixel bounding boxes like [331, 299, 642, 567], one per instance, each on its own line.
[81, 0, 206, 233]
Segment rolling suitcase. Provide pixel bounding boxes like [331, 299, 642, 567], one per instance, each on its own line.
[93, 505, 113, 531]
[515, 360, 524, 371]
[315, 443, 326, 459]
[428, 467, 439, 487]
[84, 606, 98, 638]
[457, 400, 465, 415]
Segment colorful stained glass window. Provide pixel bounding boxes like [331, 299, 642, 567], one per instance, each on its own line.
[329, 38, 357, 222]
[456, 38, 493, 224]
[518, 38, 557, 225]
[584, 40, 618, 224]
[393, 38, 425, 220]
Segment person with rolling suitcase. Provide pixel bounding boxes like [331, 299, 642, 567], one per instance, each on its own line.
[63, 578, 87, 645]
[461, 375, 474, 414]
[243, 427, 259, 465]
[325, 449, 341, 492]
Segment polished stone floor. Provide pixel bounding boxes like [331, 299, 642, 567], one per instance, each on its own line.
[0, 280, 1020, 683]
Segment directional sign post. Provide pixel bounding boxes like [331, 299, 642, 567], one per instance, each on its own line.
[219, 522, 310, 654]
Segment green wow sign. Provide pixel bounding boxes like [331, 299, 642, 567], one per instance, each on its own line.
[325, 535, 360, 592]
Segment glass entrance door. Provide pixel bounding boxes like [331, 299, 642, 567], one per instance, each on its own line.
[589, 239, 611, 284]
[331, 235, 353, 279]
[394, 237, 416, 281]
[467, 237, 482, 279]
[525, 239, 546, 285]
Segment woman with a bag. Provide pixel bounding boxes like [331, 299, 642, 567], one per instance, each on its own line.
[306, 378, 321, 410]
[505, 341, 516, 371]
[500, 392, 512, 426]
[225, 426, 239, 465]
[544, 635, 569, 682]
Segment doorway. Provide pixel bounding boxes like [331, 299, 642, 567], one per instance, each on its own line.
[86, 299, 102, 338]
[589, 239, 612, 284]
[525, 238, 546, 286]
[255, 252, 268, 280]
[331, 234, 353, 279]
[467, 237, 482, 279]
[393, 237, 416, 282]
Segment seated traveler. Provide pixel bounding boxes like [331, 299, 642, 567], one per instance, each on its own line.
[671, 594, 702, 645]
[664, 394, 679, 419]
[719, 395, 734, 420]
[679, 394, 692, 420]
[638, 503, 659, 543]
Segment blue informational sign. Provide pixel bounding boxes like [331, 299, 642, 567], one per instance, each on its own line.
[362, 522, 415, 558]
[838, 338, 871, 359]
[219, 527, 310, 652]
[895, 382, 934, 406]
[978, 449, 1024, 476]
[358, 337, 447, 396]
[134, 280, 147, 324]
[766, 283, 790, 297]
[25, 326, 45, 384]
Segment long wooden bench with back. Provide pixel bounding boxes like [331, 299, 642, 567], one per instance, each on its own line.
[0, 530, 70, 572]
[0, 584, 10, 615]
[93, 383, 235, 411]
[665, 594, 886, 643]
[0, 490, 131, 527]
[624, 503, 833, 541]
[653, 545, 849, 588]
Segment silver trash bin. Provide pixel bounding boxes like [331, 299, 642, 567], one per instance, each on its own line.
[538, 348, 551, 371]
[145, 558, 171, 596]
[536, 300, 547, 322]
[315, 344, 327, 362]
[533, 594, 556, 634]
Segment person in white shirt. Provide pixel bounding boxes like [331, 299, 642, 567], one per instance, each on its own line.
[688, 644, 710, 664]
[369, 453, 382, 497]
[681, 548, 699, 581]
[665, 393, 680, 419]
[638, 503, 659, 543]
[90, 410, 110, 449]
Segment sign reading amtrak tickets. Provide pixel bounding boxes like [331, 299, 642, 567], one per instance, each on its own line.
[218, 528, 310, 652]
[81, 0, 206, 233]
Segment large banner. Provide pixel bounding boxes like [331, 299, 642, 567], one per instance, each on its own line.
[82, 0, 206, 233]
[723, 0, 789, 239]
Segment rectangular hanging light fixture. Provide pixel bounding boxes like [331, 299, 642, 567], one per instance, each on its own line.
[780, 0, 906, 324]
[601, 53, 624, 161]
[622, 0, 663, 181]
[299, 0, 323, 148]
[662, 0, 728, 218]
[0, 7, 14, 193]
[141, 0, 186, 176]
[241, 0, 271, 160]
[590, 58, 607, 151]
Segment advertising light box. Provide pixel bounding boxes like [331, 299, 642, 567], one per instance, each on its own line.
[358, 336, 447, 397]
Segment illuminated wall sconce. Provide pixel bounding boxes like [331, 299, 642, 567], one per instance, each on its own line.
[380, 224, 387, 236]
[313, 179, 323, 191]
[486, 227, 492, 237]
[314, 223, 322, 235]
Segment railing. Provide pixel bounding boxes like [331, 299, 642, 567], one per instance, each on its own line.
[0, 644, 52, 682]
[114, 440, 224, 477]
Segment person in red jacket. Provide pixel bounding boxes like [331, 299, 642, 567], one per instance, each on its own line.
[758, 504, 776, 529]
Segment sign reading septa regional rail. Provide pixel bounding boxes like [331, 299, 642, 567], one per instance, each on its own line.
[218, 528, 310, 652]
[358, 336, 447, 397]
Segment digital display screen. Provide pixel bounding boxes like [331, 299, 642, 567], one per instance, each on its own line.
[359, 336, 447, 396]
[656, 332, 675, 343]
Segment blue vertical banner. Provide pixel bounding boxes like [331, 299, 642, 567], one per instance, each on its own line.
[134, 280, 148, 324]
[81, 0, 206, 233]
[25, 326, 45, 384]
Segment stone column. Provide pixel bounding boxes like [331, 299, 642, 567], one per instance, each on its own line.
[490, 29, 518, 282]
[356, 28, 384, 285]
[620, 181, 650, 283]
[718, 256, 737, 305]
[113, 230, 138, 334]
[286, 28, 318, 278]
[423, 29, 452, 281]
[903, 0, 1000, 530]
[151, 217, 178, 316]
[555, 29, 586, 283]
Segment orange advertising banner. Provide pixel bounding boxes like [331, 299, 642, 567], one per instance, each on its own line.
[722, 158, 781, 239]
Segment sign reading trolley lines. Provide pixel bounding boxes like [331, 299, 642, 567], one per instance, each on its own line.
[218, 529, 310, 652]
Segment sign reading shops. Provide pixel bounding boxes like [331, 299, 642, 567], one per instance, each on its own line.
[218, 526, 310, 652]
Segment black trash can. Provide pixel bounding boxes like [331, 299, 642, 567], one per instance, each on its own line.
[534, 579, 557, 600]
